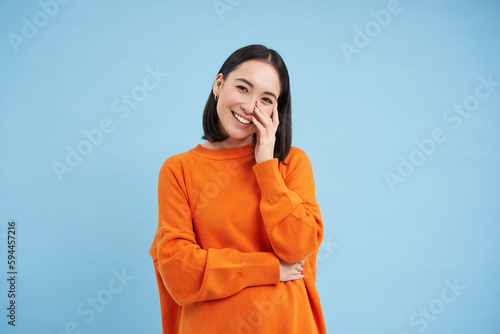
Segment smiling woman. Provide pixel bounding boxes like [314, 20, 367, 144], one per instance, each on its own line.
[206, 59, 281, 159]
[149, 44, 326, 334]
[201, 45, 292, 163]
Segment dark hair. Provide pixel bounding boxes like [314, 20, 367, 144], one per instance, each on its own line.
[202, 44, 292, 163]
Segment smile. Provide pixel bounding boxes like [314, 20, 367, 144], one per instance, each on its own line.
[232, 111, 252, 125]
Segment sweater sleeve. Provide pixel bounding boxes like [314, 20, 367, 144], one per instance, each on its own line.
[252, 150, 324, 263]
[152, 158, 280, 306]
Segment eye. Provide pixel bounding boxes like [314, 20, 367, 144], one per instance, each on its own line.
[261, 97, 273, 104]
[236, 85, 248, 92]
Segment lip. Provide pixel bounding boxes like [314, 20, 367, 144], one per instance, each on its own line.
[231, 111, 252, 127]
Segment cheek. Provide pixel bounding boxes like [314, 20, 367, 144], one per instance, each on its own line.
[217, 97, 233, 117]
[263, 105, 273, 117]
[222, 90, 240, 107]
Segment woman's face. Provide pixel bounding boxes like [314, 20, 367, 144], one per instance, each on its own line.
[213, 59, 281, 147]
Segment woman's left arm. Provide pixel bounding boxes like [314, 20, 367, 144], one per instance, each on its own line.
[252, 150, 324, 264]
[252, 101, 324, 264]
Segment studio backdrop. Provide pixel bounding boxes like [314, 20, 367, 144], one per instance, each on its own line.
[1, 0, 499, 333]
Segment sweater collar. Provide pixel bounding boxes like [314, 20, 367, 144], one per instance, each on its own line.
[191, 143, 255, 160]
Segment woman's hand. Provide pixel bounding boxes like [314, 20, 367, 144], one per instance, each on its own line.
[252, 100, 279, 164]
[279, 258, 305, 282]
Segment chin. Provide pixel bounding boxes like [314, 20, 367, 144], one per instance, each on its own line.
[226, 130, 255, 142]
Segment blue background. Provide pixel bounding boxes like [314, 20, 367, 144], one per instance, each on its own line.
[1, 0, 499, 333]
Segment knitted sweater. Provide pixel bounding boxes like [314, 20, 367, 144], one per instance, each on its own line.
[149, 143, 326, 333]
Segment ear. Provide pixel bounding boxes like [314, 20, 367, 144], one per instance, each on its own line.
[212, 73, 224, 97]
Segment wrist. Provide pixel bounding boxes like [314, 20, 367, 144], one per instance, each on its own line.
[255, 156, 273, 164]
[255, 149, 274, 164]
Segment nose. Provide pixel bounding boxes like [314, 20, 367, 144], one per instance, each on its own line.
[241, 96, 258, 116]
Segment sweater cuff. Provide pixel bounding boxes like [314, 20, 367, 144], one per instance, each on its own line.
[252, 158, 286, 201]
[241, 252, 280, 287]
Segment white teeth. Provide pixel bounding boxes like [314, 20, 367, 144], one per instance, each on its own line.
[233, 112, 251, 124]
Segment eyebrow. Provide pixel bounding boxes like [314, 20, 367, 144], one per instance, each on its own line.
[235, 78, 278, 100]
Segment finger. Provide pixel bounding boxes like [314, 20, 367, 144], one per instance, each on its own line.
[254, 102, 271, 128]
[251, 115, 265, 133]
[288, 271, 305, 281]
[299, 260, 305, 266]
[256, 100, 275, 124]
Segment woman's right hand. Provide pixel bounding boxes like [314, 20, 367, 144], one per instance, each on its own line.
[279, 258, 305, 282]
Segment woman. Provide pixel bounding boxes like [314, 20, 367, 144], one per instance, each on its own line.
[149, 44, 326, 333]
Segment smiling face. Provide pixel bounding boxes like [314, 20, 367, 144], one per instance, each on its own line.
[212, 59, 281, 148]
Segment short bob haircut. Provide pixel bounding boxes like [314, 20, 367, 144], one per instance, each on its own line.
[202, 44, 292, 163]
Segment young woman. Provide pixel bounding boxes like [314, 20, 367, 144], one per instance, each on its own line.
[149, 44, 326, 333]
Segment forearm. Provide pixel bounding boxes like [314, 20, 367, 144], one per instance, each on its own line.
[154, 230, 280, 306]
[253, 157, 324, 263]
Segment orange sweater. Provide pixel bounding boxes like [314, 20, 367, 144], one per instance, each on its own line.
[149, 143, 326, 333]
